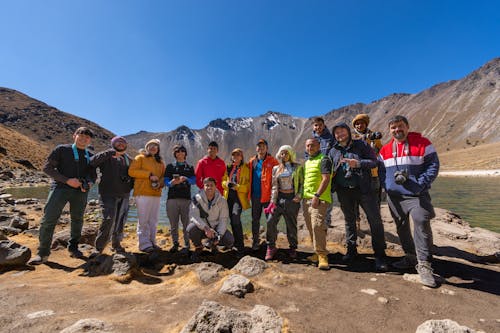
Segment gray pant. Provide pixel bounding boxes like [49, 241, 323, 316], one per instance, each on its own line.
[387, 192, 435, 262]
[95, 196, 130, 252]
[251, 197, 269, 242]
[266, 192, 299, 249]
[336, 187, 386, 257]
[186, 223, 234, 249]
[166, 198, 191, 248]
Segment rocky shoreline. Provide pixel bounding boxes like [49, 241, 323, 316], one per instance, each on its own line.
[1, 171, 500, 332]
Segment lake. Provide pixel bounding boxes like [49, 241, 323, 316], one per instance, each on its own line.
[4, 176, 500, 233]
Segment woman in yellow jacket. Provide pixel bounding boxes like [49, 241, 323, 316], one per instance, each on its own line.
[128, 139, 166, 253]
[222, 148, 250, 253]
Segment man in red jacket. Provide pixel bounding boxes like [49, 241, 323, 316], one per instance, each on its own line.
[195, 141, 226, 195]
[248, 139, 279, 250]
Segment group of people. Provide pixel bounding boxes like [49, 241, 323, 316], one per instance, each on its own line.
[28, 113, 440, 288]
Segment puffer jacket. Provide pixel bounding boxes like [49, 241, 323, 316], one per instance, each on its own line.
[248, 154, 279, 203]
[222, 162, 251, 210]
[128, 153, 166, 197]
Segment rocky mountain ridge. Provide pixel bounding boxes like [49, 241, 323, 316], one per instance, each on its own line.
[126, 58, 500, 164]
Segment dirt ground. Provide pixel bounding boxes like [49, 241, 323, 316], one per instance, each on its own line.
[1, 207, 500, 333]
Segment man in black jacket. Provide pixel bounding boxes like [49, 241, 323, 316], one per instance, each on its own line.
[28, 127, 97, 265]
[328, 122, 387, 271]
[89, 136, 133, 256]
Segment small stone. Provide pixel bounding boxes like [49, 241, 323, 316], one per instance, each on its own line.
[233, 255, 268, 277]
[377, 297, 388, 304]
[59, 318, 112, 333]
[416, 319, 476, 333]
[440, 288, 456, 295]
[219, 274, 254, 298]
[370, 277, 377, 281]
[360, 288, 378, 295]
[194, 262, 224, 283]
[27, 310, 55, 319]
[478, 319, 485, 323]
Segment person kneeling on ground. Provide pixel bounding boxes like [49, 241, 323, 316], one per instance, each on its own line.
[187, 177, 234, 262]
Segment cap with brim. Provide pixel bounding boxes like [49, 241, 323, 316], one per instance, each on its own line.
[74, 127, 95, 138]
[256, 139, 268, 146]
[231, 148, 243, 155]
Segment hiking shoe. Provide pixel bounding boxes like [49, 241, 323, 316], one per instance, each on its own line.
[392, 254, 417, 270]
[142, 246, 155, 254]
[288, 248, 297, 259]
[416, 261, 437, 288]
[180, 247, 190, 255]
[28, 255, 48, 265]
[89, 250, 101, 259]
[169, 242, 179, 253]
[342, 249, 358, 263]
[374, 256, 388, 272]
[252, 240, 260, 251]
[265, 246, 278, 261]
[69, 249, 84, 259]
[307, 253, 318, 263]
[318, 254, 330, 270]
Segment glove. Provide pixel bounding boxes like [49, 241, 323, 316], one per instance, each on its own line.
[264, 202, 276, 215]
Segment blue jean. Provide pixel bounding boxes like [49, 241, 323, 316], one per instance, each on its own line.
[387, 192, 435, 262]
[38, 188, 88, 256]
[95, 195, 130, 251]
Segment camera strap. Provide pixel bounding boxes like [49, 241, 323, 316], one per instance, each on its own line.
[192, 196, 214, 230]
[392, 140, 409, 170]
[72, 144, 90, 180]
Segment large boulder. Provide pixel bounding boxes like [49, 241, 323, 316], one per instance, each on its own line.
[416, 319, 476, 333]
[219, 274, 253, 298]
[181, 300, 282, 333]
[0, 240, 31, 266]
[84, 253, 138, 280]
[232, 255, 268, 277]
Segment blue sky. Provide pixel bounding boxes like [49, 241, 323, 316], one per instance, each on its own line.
[1, 0, 499, 135]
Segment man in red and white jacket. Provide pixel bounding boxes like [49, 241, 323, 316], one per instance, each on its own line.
[378, 115, 440, 288]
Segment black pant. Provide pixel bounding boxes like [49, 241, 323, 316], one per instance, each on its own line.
[251, 196, 269, 242]
[336, 187, 386, 257]
[227, 190, 244, 251]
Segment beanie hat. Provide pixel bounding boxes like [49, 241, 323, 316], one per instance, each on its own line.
[111, 136, 127, 147]
[352, 114, 370, 127]
[145, 139, 161, 150]
[276, 145, 296, 163]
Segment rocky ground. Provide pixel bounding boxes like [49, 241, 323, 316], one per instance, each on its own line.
[0, 172, 499, 333]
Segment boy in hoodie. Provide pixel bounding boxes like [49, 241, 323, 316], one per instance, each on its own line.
[378, 115, 440, 287]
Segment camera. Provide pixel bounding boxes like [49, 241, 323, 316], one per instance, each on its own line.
[151, 180, 160, 189]
[80, 178, 90, 191]
[369, 132, 383, 140]
[344, 167, 353, 179]
[173, 174, 180, 180]
[120, 175, 132, 183]
[203, 232, 221, 249]
[394, 170, 409, 185]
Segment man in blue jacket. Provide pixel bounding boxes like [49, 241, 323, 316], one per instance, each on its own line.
[329, 122, 387, 272]
[379, 115, 440, 287]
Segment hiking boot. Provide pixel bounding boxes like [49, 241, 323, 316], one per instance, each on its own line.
[288, 248, 297, 259]
[416, 261, 437, 288]
[179, 247, 190, 255]
[342, 249, 358, 263]
[28, 255, 48, 265]
[190, 247, 203, 263]
[142, 246, 155, 254]
[374, 256, 388, 272]
[307, 253, 318, 263]
[169, 242, 179, 253]
[69, 249, 84, 259]
[89, 250, 101, 259]
[265, 246, 278, 261]
[111, 245, 126, 253]
[392, 254, 417, 270]
[252, 240, 260, 251]
[318, 254, 330, 270]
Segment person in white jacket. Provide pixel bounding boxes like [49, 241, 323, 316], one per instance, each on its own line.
[187, 177, 234, 261]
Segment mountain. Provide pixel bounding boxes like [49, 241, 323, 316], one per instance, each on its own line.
[0, 87, 115, 170]
[126, 58, 500, 165]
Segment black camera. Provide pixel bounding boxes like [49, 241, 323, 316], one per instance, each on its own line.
[344, 167, 353, 179]
[369, 132, 383, 140]
[120, 175, 132, 183]
[151, 180, 160, 189]
[203, 232, 221, 249]
[394, 170, 408, 185]
[80, 178, 90, 191]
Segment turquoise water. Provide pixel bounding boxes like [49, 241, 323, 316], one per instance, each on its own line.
[5, 176, 500, 233]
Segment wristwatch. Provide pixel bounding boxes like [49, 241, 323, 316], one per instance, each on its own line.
[314, 193, 321, 198]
